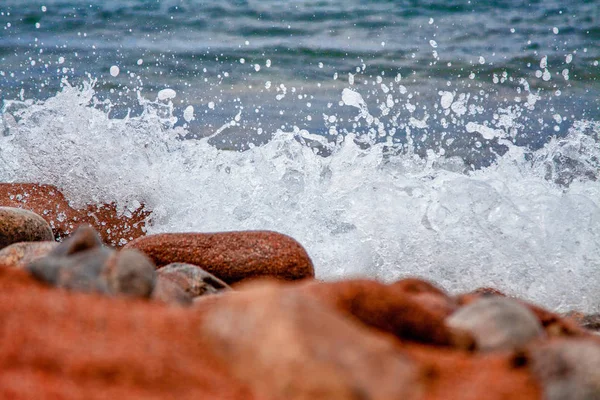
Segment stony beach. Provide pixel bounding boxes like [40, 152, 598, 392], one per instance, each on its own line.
[0, 182, 599, 399]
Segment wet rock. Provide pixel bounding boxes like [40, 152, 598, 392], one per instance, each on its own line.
[157, 262, 231, 298]
[152, 276, 193, 306]
[447, 297, 544, 351]
[27, 225, 156, 298]
[296, 278, 471, 348]
[0, 207, 54, 249]
[530, 339, 600, 400]
[0, 183, 149, 247]
[0, 241, 58, 268]
[125, 231, 314, 284]
[197, 280, 424, 400]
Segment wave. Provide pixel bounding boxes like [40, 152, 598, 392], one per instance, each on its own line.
[1, 79, 599, 311]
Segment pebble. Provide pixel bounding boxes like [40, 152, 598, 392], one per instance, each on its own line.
[157, 262, 231, 298]
[0, 207, 54, 249]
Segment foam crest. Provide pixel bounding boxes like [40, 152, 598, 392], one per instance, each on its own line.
[1, 81, 599, 311]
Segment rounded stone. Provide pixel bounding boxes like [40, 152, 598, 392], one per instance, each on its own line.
[152, 276, 192, 306]
[124, 231, 314, 284]
[0, 207, 54, 249]
[0, 241, 58, 269]
[157, 263, 231, 298]
[447, 296, 544, 352]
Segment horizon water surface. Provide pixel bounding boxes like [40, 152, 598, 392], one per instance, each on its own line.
[0, 0, 599, 311]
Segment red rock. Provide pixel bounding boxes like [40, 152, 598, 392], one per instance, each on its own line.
[157, 262, 231, 298]
[0, 241, 58, 268]
[447, 297, 544, 352]
[295, 278, 470, 347]
[125, 231, 314, 284]
[0, 207, 54, 249]
[0, 267, 260, 400]
[196, 280, 424, 400]
[0, 183, 149, 247]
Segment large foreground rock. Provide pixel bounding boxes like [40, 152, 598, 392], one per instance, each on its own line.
[196, 280, 424, 400]
[125, 231, 314, 284]
[0, 183, 149, 247]
[0, 267, 259, 400]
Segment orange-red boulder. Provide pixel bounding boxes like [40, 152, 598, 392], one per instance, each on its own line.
[295, 278, 470, 347]
[0, 183, 149, 247]
[125, 231, 315, 284]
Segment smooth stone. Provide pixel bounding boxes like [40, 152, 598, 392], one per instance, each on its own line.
[0, 241, 58, 268]
[0, 207, 54, 249]
[447, 297, 544, 352]
[124, 231, 314, 284]
[157, 262, 231, 298]
[530, 339, 600, 400]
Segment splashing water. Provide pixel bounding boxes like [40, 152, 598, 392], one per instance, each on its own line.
[1, 78, 599, 312]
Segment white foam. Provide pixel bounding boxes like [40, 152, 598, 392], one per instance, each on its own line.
[1, 80, 599, 312]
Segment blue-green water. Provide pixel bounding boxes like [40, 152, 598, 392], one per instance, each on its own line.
[1, 1, 599, 157]
[1, 1, 600, 310]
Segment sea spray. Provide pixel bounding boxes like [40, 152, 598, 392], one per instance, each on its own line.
[1, 80, 599, 312]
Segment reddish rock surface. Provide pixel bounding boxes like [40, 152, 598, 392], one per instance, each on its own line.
[0, 266, 260, 400]
[295, 278, 470, 347]
[0, 241, 58, 268]
[0, 207, 54, 249]
[2, 265, 599, 399]
[0, 183, 149, 247]
[125, 231, 315, 284]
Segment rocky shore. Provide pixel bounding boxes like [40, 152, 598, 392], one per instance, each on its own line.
[0, 182, 599, 399]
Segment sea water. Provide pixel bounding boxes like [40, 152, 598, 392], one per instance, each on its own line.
[0, 0, 599, 311]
